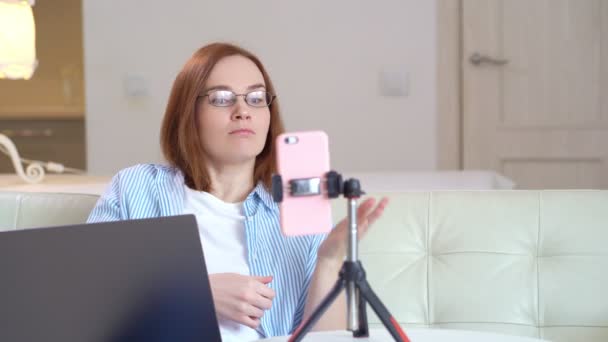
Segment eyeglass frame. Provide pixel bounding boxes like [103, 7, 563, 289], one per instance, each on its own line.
[198, 89, 277, 108]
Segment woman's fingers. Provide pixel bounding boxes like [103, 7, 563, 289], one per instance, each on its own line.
[252, 294, 273, 310]
[241, 315, 261, 329]
[367, 197, 389, 225]
[256, 282, 275, 299]
[357, 198, 376, 217]
[245, 304, 264, 319]
[356, 197, 389, 234]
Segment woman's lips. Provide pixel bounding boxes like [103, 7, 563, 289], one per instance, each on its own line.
[229, 129, 255, 135]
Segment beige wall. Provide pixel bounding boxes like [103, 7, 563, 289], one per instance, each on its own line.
[83, 0, 437, 175]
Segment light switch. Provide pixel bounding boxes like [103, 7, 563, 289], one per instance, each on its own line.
[378, 69, 409, 97]
[123, 74, 148, 97]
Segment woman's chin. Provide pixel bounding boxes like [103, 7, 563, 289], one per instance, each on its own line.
[210, 144, 265, 166]
[220, 154, 259, 166]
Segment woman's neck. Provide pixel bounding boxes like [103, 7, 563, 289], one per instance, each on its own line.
[205, 161, 256, 203]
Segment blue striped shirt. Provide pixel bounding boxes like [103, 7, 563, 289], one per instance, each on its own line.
[87, 164, 327, 338]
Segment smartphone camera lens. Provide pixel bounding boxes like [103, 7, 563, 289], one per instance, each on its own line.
[285, 136, 299, 144]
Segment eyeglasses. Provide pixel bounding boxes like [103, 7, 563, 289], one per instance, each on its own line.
[201, 90, 276, 108]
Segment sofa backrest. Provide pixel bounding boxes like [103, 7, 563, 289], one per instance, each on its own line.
[331, 190, 608, 342]
[0, 192, 99, 231]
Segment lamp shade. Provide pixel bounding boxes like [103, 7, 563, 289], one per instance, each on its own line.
[0, 0, 37, 80]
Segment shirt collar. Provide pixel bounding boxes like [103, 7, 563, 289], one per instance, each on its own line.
[248, 182, 277, 211]
[171, 166, 276, 211]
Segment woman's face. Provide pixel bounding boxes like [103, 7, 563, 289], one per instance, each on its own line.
[197, 55, 271, 167]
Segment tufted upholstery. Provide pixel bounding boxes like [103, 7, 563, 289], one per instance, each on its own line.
[1, 190, 606, 342]
[0, 192, 99, 231]
[331, 190, 608, 342]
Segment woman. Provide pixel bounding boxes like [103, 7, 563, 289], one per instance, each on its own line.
[88, 42, 388, 340]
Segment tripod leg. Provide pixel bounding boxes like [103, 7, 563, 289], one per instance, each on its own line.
[352, 290, 369, 338]
[357, 279, 411, 342]
[288, 277, 346, 342]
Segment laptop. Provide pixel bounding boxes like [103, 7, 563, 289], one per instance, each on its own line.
[0, 215, 222, 342]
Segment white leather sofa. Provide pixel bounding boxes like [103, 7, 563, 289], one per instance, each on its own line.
[331, 190, 608, 342]
[0, 191, 98, 229]
[1, 190, 607, 342]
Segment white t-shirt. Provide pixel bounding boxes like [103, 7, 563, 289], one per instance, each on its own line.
[183, 186, 262, 342]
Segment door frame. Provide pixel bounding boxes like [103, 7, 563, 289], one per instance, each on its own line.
[437, 0, 462, 170]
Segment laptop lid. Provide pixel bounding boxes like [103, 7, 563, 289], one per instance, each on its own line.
[0, 214, 221, 342]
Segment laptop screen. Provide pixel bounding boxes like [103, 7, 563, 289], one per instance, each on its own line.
[0, 215, 221, 342]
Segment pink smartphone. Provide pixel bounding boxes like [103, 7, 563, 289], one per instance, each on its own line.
[274, 131, 333, 236]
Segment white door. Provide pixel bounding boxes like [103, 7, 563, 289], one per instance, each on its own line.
[462, 0, 608, 189]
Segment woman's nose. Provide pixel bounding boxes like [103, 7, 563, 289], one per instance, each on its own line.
[232, 97, 251, 120]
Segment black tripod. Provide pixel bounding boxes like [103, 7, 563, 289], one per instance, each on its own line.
[271, 171, 410, 342]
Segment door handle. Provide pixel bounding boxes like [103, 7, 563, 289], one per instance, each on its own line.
[469, 52, 509, 66]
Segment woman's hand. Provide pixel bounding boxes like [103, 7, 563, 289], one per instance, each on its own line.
[208, 273, 275, 329]
[317, 197, 389, 265]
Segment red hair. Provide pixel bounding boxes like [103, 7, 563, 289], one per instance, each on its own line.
[160, 43, 285, 191]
